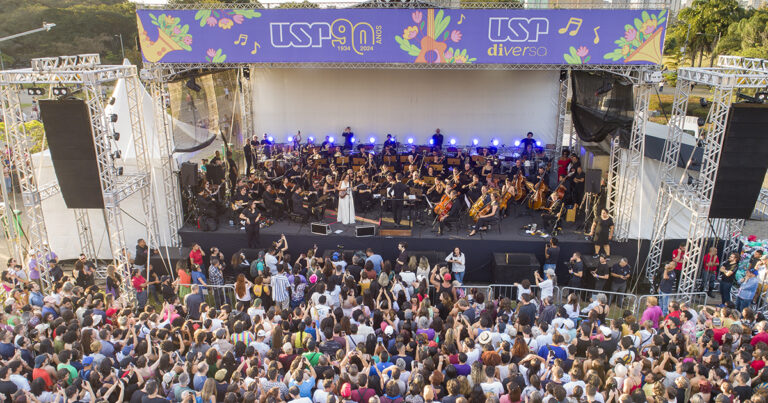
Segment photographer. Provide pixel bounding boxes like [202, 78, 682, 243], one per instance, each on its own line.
[568, 252, 584, 288]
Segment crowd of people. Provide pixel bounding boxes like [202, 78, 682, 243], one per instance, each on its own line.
[2, 236, 768, 403]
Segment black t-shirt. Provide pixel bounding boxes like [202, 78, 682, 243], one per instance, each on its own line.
[595, 263, 609, 279]
[659, 269, 677, 293]
[135, 245, 149, 266]
[143, 397, 168, 403]
[129, 390, 146, 403]
[546, 246, 560, 265]
[721, 261, 737, 283]
[611, 263, 631, 284]
[242, 209, 260, 227]
[573, 171, 585, 191]
[186, 292, 205, 320]
[571, 261, 583, 276]
[518, 303, 537, 324]
[395, 251, 408, 271]
[734, 385, 752, 402]
[595, 217, 614, 236]
[346, 264, 363, 281]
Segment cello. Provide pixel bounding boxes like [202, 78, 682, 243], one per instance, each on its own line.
[527, 176, 549, 210]
[513, 171, 527, 201]
[433, 193, 453, 220]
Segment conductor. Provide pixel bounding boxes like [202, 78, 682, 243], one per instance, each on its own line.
[388, 173, 409, 226]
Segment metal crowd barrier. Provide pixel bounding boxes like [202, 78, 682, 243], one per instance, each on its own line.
[557, 286, 638, 321]
[178, 283, 238, 307]
[427, 284, 493, 302]
[490, 284, 560, 304]
[635, 292, 709, 318]
[752, 188, 768, 220]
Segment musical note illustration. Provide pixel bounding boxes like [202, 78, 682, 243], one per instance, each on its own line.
[557, 17, 582, 36]
[458, 14, 465, 25]
[234, 34, 248, 46]
[251, 41, 261, 55]
[593, 26, 600, 44]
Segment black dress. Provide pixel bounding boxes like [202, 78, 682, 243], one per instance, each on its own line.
[594, 217, 614, 245]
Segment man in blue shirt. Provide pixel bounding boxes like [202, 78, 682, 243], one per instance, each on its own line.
[737, 269, 759, 311]
[364, 248, 383, 274]
[537, 333, 568, 362]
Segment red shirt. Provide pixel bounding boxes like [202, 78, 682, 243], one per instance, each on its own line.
[751, 332, 768, 346]
[32, 368, 53, 390]
[703, 254, 720, 272]
[712, 327, 729, 345]
[672, 249, 685, 271]
[557, 158, 570, 177]
[189, 249, 203, 266]
[132, 275, 146, 293]
[751, 359, 766, 373]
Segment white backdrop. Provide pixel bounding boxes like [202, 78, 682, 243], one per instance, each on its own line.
[251, 69, 560, 146]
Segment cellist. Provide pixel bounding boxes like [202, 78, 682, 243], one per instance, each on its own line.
[500, 177, 516, 218]
[437, 189, 461, 236]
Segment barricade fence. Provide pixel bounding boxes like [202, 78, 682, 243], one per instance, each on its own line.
[558, 286, 637, 321]
[427, 284, 493, 303]
[636, 292, 709, 318]
[178, 283, 237, 308]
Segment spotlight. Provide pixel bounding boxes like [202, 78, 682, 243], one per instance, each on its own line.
[514, 140, 521, 147]
[472, 139, 479, 146]
[351, 137, 356, 143]
[112, 132, 120, 141]
[492, 139, 499, 146]
[186, 78, 201, 92]
[287, 136, 294, 143]
[697, 117, 706, 127]
[407, 138, 414, 144]
[267, 136, 274, 142]
[757, 92, 768, 102]
[308, 136, 314, 143]
[449, 139, 456, 145]
[328, 136, 335, 143]
[27, 88, 44, 96]
[699, 97, 709, 108]
[536, 141, 542, 147]
[52, 87, 68, 96]
[110, 114, 118, 123]
[111, 150, 121, 159]
[369, 137, 376, 144]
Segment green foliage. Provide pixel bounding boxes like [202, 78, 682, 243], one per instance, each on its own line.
[0, 121, 47, 153]
[0, 0, 139, 68]
[460, 0, 522, 8]
[716, 8, 768, 60]
[668, 0, 744, 66]
[275, 1, 319, 8]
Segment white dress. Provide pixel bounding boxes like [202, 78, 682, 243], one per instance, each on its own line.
[337, 180, 356, 224]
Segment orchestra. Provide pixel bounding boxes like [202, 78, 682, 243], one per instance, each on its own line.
[192, 130, 585, 237]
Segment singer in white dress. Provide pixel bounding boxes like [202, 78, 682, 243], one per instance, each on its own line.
[337, 173, 356, 225]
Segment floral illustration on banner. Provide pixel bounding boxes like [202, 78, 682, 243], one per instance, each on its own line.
[394, 9, 476, 64]
[205, 48, 227, 63]
[194, 9, 261, 29]
[148, 13, 193, 51]
[563, 46, 590, 65]
[603, 10, 666, 64]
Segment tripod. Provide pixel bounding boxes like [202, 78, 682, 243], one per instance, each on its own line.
[576, 192, 599, 232]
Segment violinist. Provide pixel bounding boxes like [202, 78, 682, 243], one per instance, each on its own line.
[461, 162, 475, 178]
[425, 165, 441, 181]
[291, 185, 310, 221]
[480, 159, 495, 178]
[509, 159, 524, 178]
[230, 186, 250, 222]
[437, 189, 461, 236]
[323, 175, 337, 208]
[263, 183, 284, 219]
[355, 176, 374, 212]
[465, 174, 482, 201]
[469, 192, 499, 237]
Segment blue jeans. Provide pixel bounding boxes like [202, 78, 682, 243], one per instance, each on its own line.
[720, 281, 733, 305]
[453, 271, 465, 284]
[737, 297, 752, 311]
[660, 292, 671, 316]
[137, 290, 148, 309]
[701, 270, 715, 292]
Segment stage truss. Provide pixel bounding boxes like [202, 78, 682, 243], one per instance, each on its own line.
[0, 54, 159, 300]
[643, 56, 768, 296]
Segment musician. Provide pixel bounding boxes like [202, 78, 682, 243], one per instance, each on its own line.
[355, 176, 374, 212]
[509, 159, 524, 178]
[230, 186, 250, 222]
[557, 149, 571, 179]
[337, 172, 355, 225]
[342, 127, 355, 150]
[388, 173, 409, 226]
[469, 192, 499, 237]
[291, 185, 310, 222]
[431, 128, 444, 149]
[520, 132, 536, 152]
[528, 166, 549, 187]
[437, 189, 461, 236]
[384, 134, 397, 149]
[243, 134, 258, 174]
[263, 183, 284, 219]
[260, 133, 273, 157]
[196, 187, 218, 219]
[285, 162, 302, 183]
[542, 186, 565, 234]
[572, 165, 586, 204]
[239, 200, 261, 248]
[465, 175, 482, 201]
[425, 166, 440, 181]
[480, 159, 495, 178]
[500, 177, 516, 217]
[461, 162, 475, 178]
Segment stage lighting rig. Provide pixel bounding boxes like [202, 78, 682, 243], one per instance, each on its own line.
[27, 87, 44, 96]
[110, 114, 118, 123]
[52, 87, 68, 96]
[112, 132, 120, 141]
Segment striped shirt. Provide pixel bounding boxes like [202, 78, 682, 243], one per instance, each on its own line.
[231, 331, 254, 346]
[271, 273, 290, 302]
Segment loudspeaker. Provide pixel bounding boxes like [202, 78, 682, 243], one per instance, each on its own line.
[149, 247, 188, 277]
[710, 103, 768, 219]
[311, 223, 331, 235]
[39, 99, 104, 209]
[492, 253, 539, 284]
[585, 169, 602, 194]
[180, 162, 198, 188]
[355, 225, 376, 237]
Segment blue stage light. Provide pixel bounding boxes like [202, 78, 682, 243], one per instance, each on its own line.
[492, 139, 499, 146]
[287, 136, 293, 142]
[450, 138, 456, 145]
[472, 139, 479, 145]
[514, 140, 521, 147]
[536, 141, 542, 147]
[267, 136, 274, 142]
[329, 136, 335, 143]
[407, 138, 414, 144]
[369, 137, 376, 144]
[308, 136, 314, 142]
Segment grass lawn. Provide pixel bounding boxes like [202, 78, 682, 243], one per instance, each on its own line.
[648, 93, 711, 124]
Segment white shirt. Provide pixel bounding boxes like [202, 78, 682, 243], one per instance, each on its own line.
[265, 253, 278, 275]
[538, 278, 554, 300]
[480, 381, 504, 396]
[446, 252, 466, 273]
[10, 373, 30, 391]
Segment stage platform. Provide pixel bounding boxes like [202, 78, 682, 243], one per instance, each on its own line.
[177, 212, 665, 283]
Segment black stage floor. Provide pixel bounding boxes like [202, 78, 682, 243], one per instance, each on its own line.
[177, 211, 680, 283]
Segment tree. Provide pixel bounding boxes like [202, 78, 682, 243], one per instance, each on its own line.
[672, 0, 743, 66]
[717, 8, 768, 60]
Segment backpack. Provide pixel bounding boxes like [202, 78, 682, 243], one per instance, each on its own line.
[250, 260, 263, 279]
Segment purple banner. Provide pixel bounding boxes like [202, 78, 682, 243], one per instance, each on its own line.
[137, 8, 667, 65]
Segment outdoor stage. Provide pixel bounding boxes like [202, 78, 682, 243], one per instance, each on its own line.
[177, 212, 677, 284]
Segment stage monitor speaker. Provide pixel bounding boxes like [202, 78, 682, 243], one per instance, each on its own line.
[355, 225, 376, 237]
[180, 162, 198, 188]
[311, 223, 331, 235]
[585, 169, 602, 194]
[709, 103, 768, 219]
[38, 99, 104, 209]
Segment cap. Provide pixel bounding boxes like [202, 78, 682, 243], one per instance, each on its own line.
[309, 274, 318, 284]
[82, 356, 94, 366]
[34, 355, 47, 368]
[257, 330, 267, 338]
[478, 331, 492, 345]
[163, 372, 174, 385]
[384, 325, 394, 336]
[750, 269, 759, 276]
[332, 252, 340, 262]
[428, 340, 438, 348]
[214, 369, 227, 382]
[443, 273, 451, 281]
[341, 383, 352, 398]
[712, 317, 722, 326]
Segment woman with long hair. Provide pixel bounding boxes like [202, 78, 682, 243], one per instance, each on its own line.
[337, 171, 355, 225]
[175, 261, 192, 300]
[105, 265, 121, 300]
[234, 274, 253, 303]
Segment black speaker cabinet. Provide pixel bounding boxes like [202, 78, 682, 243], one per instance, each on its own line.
[355, 225, 376, 237]
[585, 169, 602, 194]
[311, 223, 331, 235]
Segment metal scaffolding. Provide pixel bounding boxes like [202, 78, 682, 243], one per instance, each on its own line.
[240, 66, 255, 142]
[553, 70, 569, 152]
[643, 56, 768, 295]
[0, 55, 157, 299]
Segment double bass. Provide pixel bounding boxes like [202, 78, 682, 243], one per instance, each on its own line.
[513, 172, 527, 201]
[527, 176, 549, 210]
